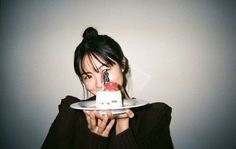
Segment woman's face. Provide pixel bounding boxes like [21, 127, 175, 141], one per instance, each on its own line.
[80, 55, 124, 95]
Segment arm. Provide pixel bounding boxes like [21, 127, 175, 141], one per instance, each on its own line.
[148, 103, 174, 149]
[111, 128, 138, 149]
[83, 110, 114, 149]
[110, 109, 138, 149]
[41, 96, 78, 149]
[42, 96, 112, 149]
[111, 103, 174, 149]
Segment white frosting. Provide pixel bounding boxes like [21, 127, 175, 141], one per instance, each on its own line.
[96, 90, 122, 109]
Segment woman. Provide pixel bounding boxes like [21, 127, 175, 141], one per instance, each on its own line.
[42, 27, 174, 149]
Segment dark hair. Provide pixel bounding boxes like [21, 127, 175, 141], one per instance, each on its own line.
[74, 27, 130, 88]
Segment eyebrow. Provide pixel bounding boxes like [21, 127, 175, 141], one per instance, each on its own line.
[81, 72, 91, 76]
[81, 64, 107, 76]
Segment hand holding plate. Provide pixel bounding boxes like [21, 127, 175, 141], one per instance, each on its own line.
[83, 110, 115, 137]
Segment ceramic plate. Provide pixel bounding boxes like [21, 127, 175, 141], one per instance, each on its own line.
[70, 99, 149, 114]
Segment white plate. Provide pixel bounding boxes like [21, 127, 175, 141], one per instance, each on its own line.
[70, 99, 149, 114]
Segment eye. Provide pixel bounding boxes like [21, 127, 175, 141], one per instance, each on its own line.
[83, 74, 92, 80]
[102, 67, 110, 73]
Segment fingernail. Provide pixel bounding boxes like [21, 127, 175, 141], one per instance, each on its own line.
[85, 111, 90, 114]
[130, 113, 134, 118]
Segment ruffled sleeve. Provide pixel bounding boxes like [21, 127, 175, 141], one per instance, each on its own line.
[110, 102, 174, 149]
[111, 128, 138, 149]
[41, 96, 79, 148]
[41, 96, 110, 149]
[133, 102, 174, 149]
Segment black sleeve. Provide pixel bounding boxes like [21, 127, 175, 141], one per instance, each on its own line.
[109, 102, 174, 149]
[149, 103, 174, 149]
[125, 102, 174, 149]
[41, 96, 78, 149]
[111, 128, 138, 149]
[88, 132, 109, 149]
[41, 96, 110, 149]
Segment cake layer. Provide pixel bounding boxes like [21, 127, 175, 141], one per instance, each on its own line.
[96, 90, 122, 109]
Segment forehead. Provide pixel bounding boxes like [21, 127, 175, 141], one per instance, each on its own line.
[80, 55, 105, 73]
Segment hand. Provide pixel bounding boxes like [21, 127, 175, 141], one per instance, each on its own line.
[106, 109, 134, 135]
[83, 110, 115, 137]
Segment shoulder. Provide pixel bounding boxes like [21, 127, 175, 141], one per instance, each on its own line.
[131, 102, 172, 139]
[149, 102, 172, 124]
[149, 102, 172, 121]
[132, 101, 172, 131]
[134, 102, 172, 118]
[57, 95, 95, 113]
[55, 96, 95, 123]
[59, 95, 95, 109]
[61, 95, 80, 104]
[148, 102, 172, 117]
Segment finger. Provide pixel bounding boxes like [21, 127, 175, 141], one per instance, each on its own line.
[125, 109, 134, 118]
[114, 109, 134, 119]
[100, 115, 108, 129]
[90, 111, 97, 130]
[97, 118, 102, 126]
[96, 112, 108, 129]
[115, 113, 128, 119]
[83, 110, 91, 129]
[97, 116, 108, 134]
[94, 111, 106, 119]
[106, 110, 113, 119]
[96, 119, 102, 134]
[102, 119, 115, 137]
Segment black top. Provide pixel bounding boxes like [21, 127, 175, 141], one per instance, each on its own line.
[42, 96, 174, 149]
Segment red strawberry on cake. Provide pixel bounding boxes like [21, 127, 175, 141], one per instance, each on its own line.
[96, 71, 122, 109]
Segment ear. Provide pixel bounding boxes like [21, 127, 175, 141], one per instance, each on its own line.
[121, 57, 127, 72]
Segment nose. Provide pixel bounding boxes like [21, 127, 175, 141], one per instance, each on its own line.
[95, 73, 102, 88]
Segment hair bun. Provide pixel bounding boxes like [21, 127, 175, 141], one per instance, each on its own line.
[83, 27, 98, 40]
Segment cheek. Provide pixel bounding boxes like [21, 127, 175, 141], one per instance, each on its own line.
[83, 81, 96, 93]
[109, 71, 124, 85]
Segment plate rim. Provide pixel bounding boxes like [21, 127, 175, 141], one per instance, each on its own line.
[70, 98, 149, 110]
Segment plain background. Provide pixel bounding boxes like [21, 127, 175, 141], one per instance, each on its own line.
[0, 0, 235, 148]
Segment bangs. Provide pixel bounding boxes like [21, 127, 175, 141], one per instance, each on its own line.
[80, 51, 116, 74]
[74, 34, 125, 80]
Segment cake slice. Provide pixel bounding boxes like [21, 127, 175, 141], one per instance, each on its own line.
[96, 82, 122, 109]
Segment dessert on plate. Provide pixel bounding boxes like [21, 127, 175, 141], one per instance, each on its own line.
[96, 70, 123, 109]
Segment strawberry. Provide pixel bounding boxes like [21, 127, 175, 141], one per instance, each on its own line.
[104, 82, 119, 91]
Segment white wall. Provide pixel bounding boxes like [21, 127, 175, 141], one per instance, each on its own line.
[1, 0, 235, 148]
